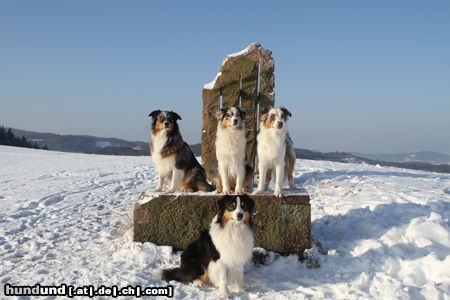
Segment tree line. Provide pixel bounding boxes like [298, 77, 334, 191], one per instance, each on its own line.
[0, 126, 48, 150]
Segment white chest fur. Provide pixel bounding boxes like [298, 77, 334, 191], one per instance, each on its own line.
[216, 127, 246, 173]
[257, 127, 287, 166]
[209, 217, 254, 267]
[151, 132, 176, 177]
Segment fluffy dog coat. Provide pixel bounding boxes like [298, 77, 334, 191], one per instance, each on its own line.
[149, 110, 213, 192]
[215, 106, 252, 194]
[254, 106, 296, 197]
[162, 195, 254, 297]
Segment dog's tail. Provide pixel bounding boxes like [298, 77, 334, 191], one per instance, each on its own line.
[161, 267, 201, 283]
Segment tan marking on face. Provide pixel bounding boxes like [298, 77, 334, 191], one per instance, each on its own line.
[263, 113, 276, 129]
[220, 108, 244, 130]
[152, 112, 175, 135]
[222, 210, 233, 225]
[243, 211, 252, 225]
[220, 115, 233, 129]
[262, 107, 289, 129]
[152, 118, 166, 134]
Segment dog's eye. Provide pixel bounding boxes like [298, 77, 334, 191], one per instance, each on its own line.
[270, 114, 275, 121]
[227, 202, 236, 211]
[241, 204, 247, 211]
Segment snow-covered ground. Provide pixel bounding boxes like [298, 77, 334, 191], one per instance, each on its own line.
[1, 145, 449, 299]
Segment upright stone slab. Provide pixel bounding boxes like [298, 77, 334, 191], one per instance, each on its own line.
[202, 43, 275, 182]
[134, 191, 311, 254]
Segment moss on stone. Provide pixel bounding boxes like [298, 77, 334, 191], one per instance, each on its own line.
[134, 193, 311, 254]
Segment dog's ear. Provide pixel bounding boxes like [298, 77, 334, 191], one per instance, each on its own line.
[280, 107, 292, 120]
[148, 110, 161, 119]
[240, 194, 255, 212]
[239, 107, 247, 119]
[170, 111, 182, 121]
[260, 106, 271, 122]
[216, 195, 230, 226]
[216, 108, 228, 120]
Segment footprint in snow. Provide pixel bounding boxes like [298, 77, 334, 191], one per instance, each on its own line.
[40, 194, 66, 207]
[10, 210, 37, 219]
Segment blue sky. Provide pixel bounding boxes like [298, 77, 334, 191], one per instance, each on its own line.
[1, 1, 449, 154]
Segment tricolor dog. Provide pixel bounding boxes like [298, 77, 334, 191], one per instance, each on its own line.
[149, 110, 213, 192]
[254, 106, 296, 197]
[162, 194, 255, 297]
[215, 106, 253, 194]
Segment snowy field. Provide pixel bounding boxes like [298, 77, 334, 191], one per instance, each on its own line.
[0, 145, 449, 299]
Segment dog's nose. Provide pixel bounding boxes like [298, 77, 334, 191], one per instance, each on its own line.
[233, 119, 238, 125]
[237, 212, 244, 220]
[277, 121, 283, 128]
[164, 121, 169, 127]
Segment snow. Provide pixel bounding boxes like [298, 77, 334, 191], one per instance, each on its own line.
[226, 43, 257, 58]
[203, 71, 222, 90]
[203, 43, 258, 90]
[1, 145, 449, 299]
[95, 141, 112, 148]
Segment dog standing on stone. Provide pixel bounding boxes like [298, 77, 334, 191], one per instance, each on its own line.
[149, 110, 213, 192]
[162, 194, 254, 297]
[253, 106, 296, 197]
[215, 106, 253, 194]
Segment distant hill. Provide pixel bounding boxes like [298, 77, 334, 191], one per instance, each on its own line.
[352, 151, 450, 165]
[11, 128, 148, 154]
[189, 144, 450, 174]
[9, 127, 450, 173]
[294, 149, 450, 174]
[0, 126, 48, 150]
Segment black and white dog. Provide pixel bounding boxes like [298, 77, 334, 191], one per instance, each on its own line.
[149, 110, 213, 192]
[215, 106, 253, 194]
[162, 194, 255, 297]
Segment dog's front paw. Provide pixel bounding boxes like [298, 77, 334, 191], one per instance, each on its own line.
[288, 181, 296, 190]
[218, 288, 229, 298]
[273, 189, 283, 198]
[234, 189, 243, 195]
[222, 189, 231, 195]
[252, 189, 264, 195]
[230, 285, 245, 293]
[193, 279, 204, 288]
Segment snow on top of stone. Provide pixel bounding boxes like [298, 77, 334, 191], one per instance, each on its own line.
[203, 43, 260, 90]
[203, 71, 222, 90]
[227, 42, 258, 58]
